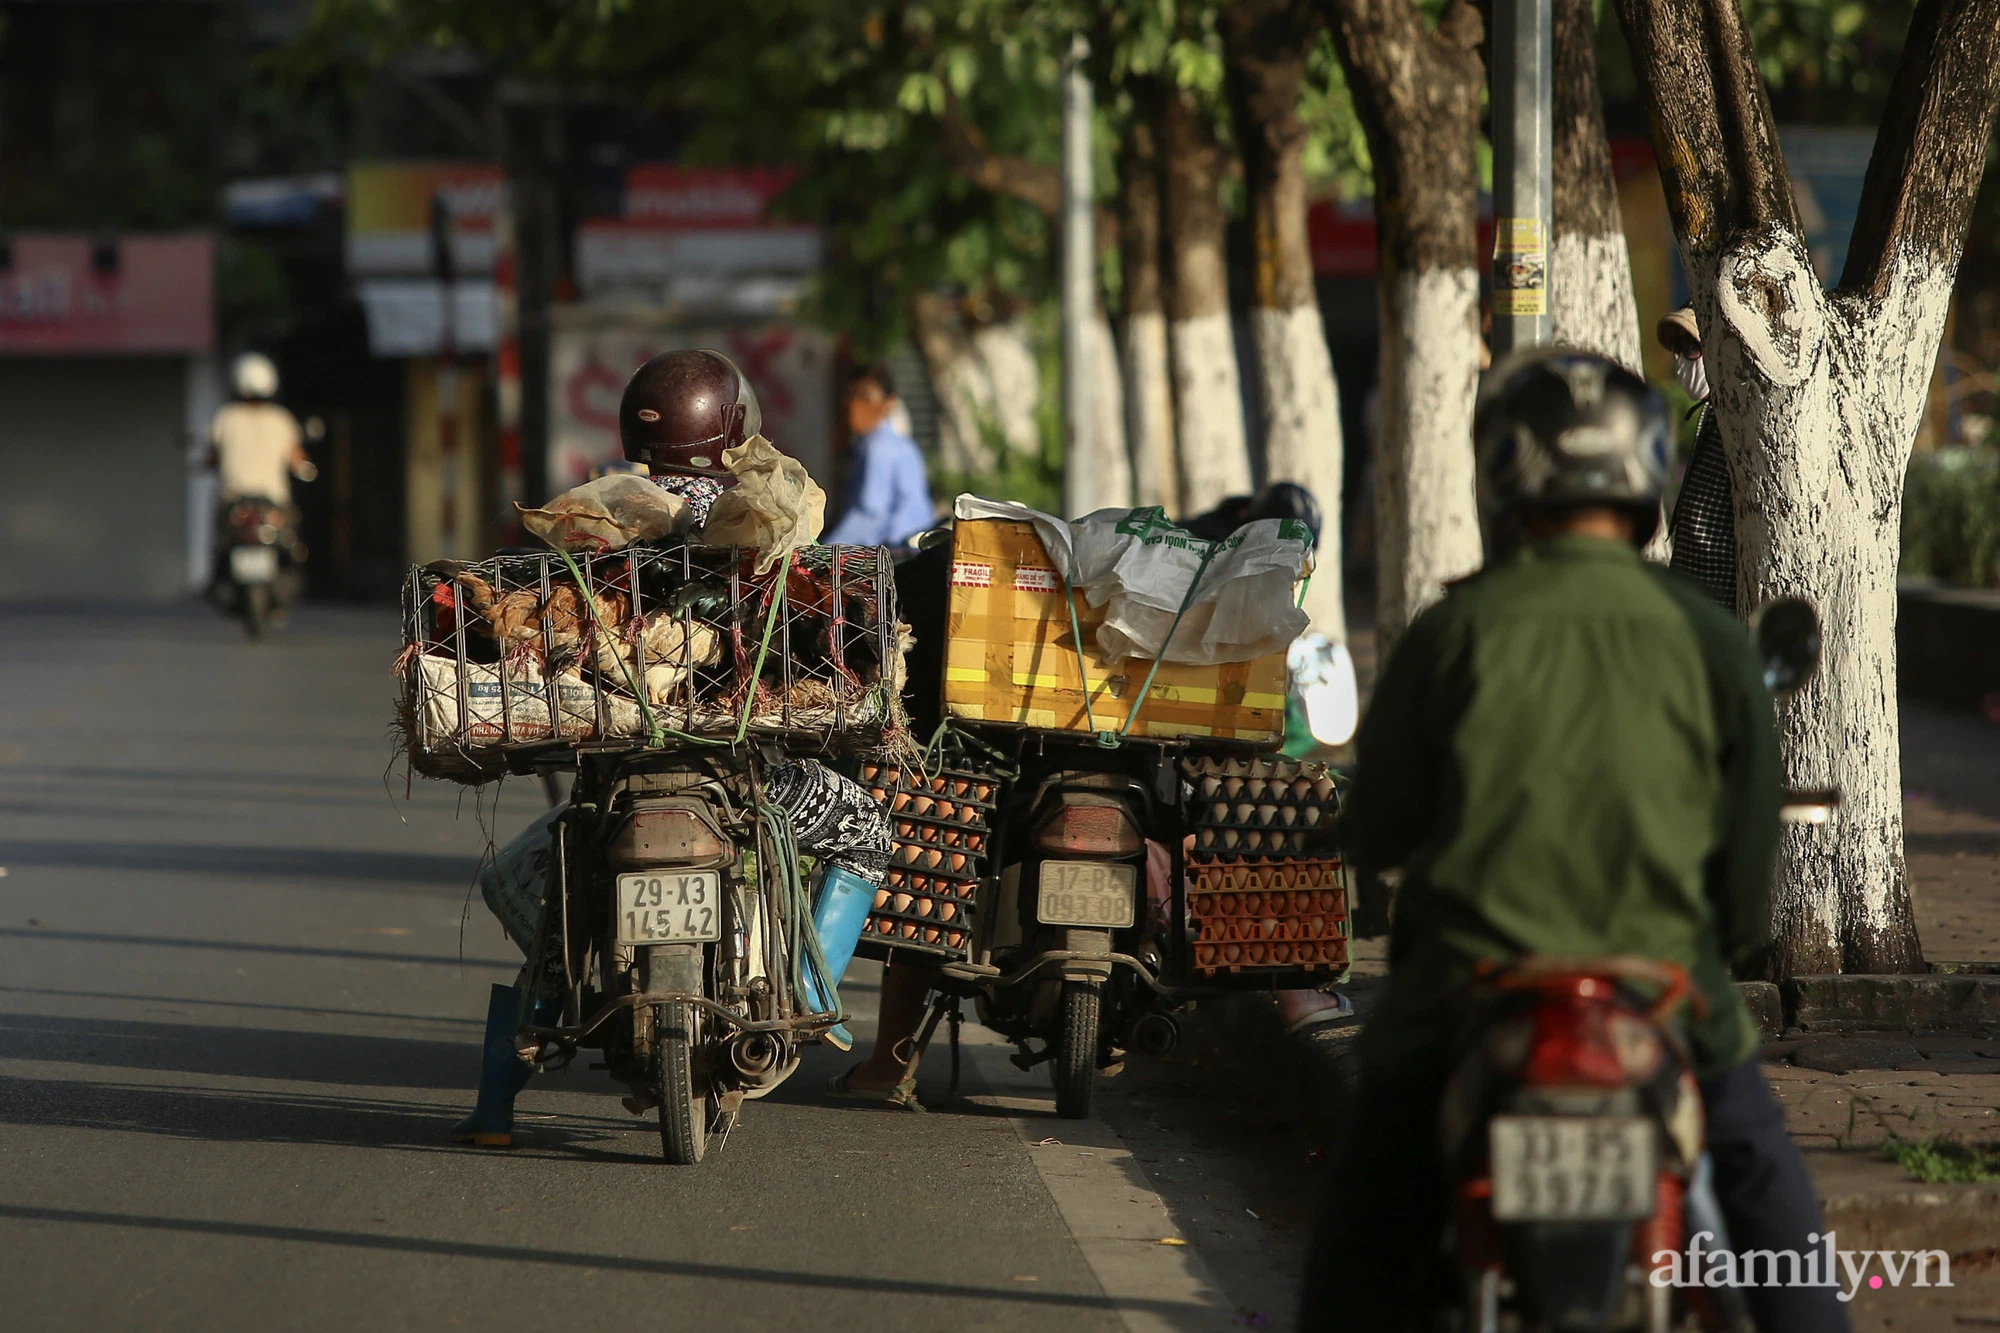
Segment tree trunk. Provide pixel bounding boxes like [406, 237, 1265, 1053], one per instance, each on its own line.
[1223, 0, 1349, 644]
[1085, 307, 1134, 508]
[1550, 0, 1641, 373]
[970, 317, 1042, 458]
[1612, 0, 2000, 976]
[1158, 85, 1254, 513]
[908, 291, 996, 476]
[908, 295, 1043, 474]
[1121, 88, 1179, 513]
[1322, 0, 1487, 650]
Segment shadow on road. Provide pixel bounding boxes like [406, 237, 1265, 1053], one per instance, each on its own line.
[2, 839, 483, 888]
[0, 926, 513, 969]
[0, 1202, 1148, 1314]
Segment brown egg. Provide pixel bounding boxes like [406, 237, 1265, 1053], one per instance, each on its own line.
[945, 929, 965, 949]
[891, 791, 912, 811]
[910, 795, 934, 816]
[1222, 777, 1244, 798]
[1221, 830, 1240, 849]
[1221, 942, 1243, 964]
[1313, 776, 1335, 801]
[886, 869, 906, 888]
[949, 852, 968, 872]
[872, 889, 890, 909]
[924, 848, 945, 869]
[974, 782, 994, 801]
[922, 926, 943, 944]
[934, 800, 956, 821]
[895, 819, 915, 838]
[967, 833, 986, 852]
[1278, 806, 1298, 826]
[870, 787, 889, 803]
[890, 892, 913, 913]
[900, 921, 920, 939]
[1242, 892, 1264, 915]
[861, 764, 879, 782]
[914, 897, 933, 917]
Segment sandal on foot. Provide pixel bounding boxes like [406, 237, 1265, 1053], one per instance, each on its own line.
[1286, 993, 1355, 1036]
[825, 1063, 926, 1112]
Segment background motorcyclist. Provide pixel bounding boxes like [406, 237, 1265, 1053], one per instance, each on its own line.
[209, 352, 314, 512]
[1298, 349, 1845, 1332]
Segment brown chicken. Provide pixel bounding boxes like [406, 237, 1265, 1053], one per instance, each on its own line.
[451, 572, 543, 658]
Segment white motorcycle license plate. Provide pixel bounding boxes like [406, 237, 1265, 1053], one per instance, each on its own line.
[615, 871, 722, 945]
[230, 545, 279, 583]
[1489, 1116, 1657, 1222]
[1036, 860, 1137, 928]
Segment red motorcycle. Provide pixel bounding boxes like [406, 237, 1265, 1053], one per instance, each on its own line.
[1441, 956, 1728, 1332]
[1439, 597, 1829, 1332]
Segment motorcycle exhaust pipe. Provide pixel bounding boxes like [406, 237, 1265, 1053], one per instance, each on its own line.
[1129, 1012, 1179, 1057]
[728, 1031, 783, 1082]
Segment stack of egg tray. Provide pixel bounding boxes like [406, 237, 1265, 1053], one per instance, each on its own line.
[1185, 857, 1350, 975]
[1182, 756, 1340, 860]
[853, 763, 998, 963]
[1182, 756, 1349, 975]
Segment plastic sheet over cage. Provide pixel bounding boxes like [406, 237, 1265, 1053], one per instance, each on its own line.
[397, 543, 904, 784]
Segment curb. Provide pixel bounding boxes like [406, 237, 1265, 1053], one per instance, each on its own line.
[1809, 1152, 2000, 1255]
[1785, 970, 2000, 1034]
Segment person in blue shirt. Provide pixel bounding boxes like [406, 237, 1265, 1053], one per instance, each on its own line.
[824, 363, 935, 548]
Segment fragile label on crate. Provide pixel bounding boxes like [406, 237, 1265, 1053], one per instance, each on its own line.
[950, 561, 993, 588]
[1012, 565, 1060, 593]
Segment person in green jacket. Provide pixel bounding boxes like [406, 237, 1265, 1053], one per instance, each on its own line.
[1299, 349, 1845, 1331]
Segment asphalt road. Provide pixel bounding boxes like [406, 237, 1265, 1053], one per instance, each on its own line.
[0, 605, 1306, 1332]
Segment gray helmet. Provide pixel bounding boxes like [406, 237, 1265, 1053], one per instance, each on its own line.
[1474, 347, 1671, 545]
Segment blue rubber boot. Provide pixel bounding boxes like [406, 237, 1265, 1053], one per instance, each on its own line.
[802, 864, 876, 1052]
[450, 983, 549, 1147]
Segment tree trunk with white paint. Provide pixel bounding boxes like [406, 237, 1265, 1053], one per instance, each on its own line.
[1085, 308, 1134, 509]
[909, 291, 997, 476]
[1224, 0, 1349, 643]
[1158, 84, 1254, 512]
[1613, 0, 2000, 975]
[1323, 0, 1488, 649]
[1550, 0, 1641, 373]
[908, 297, 1046, 475]
[1121, 87, 1179, 513]
[970, 317, 1043, 459]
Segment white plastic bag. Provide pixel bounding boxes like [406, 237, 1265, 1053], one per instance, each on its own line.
[696, 435, 825, 574]
[951, 496, 1312, 666]
[517, 473, 689, 553]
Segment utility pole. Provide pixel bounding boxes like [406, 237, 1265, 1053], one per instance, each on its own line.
[1060, 32, 1094, 519]
[1489, 0, 1553, 355]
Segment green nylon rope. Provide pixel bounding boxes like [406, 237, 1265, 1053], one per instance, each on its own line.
[1059, 539, 1222, 749]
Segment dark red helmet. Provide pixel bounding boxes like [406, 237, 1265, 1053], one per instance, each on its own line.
[618, 349, 763, 476]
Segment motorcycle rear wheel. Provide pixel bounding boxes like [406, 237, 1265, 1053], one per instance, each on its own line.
[242, 582, 272, 639]
[654, 1002, 708, 1164]
[1053, 980, 1101, 1119]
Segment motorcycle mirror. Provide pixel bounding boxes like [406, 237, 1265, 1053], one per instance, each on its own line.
[1752, 597, 1821, 696]
[1289, 635, 1359, 748]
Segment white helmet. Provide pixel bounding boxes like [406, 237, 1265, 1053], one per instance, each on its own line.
[233, 352, 279, 401]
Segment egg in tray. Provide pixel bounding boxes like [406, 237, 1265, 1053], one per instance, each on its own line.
[854, 763, 998, 962]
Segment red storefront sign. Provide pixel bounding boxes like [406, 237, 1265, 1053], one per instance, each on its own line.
[622, 165, 798, 227]
[0, 233, 214, 354]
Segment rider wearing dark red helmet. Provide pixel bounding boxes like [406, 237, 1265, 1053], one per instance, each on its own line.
[618, 348, 763, 479]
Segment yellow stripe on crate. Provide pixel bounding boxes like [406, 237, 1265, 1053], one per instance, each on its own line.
[1241, 692, 1286, 709]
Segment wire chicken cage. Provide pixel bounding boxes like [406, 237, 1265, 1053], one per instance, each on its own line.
[398, 543, 903, 783]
